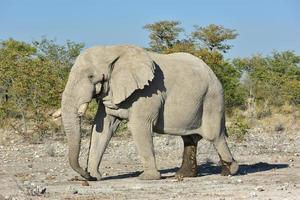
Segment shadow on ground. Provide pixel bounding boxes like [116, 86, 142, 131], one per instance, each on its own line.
[101, 162, 289, 181]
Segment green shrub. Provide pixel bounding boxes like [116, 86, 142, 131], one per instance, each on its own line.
[115, 120, 129, 137]
[0, 38, 84, 141]
[227, 115, 249, 141]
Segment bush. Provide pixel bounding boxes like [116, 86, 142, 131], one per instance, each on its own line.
[227, 114, 249, 141]
[0, 38, 84, 141]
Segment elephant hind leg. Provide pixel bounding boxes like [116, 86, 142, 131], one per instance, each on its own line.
[199, 92, 238, 176]
[175, 134, 201, 177]
[213, 135, 239, 176]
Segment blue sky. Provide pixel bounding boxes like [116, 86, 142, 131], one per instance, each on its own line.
[1, 0, 299, 58]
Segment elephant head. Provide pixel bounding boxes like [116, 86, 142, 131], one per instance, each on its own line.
[61, 45, 155, 180]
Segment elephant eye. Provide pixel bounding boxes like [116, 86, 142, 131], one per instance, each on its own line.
[88, 74, 94, 81]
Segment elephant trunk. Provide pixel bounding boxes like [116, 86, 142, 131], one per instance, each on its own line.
[61, 95, 96, 181]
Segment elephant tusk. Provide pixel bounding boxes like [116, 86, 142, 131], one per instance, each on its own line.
[51, 109, 62, 118]
[78, 103, 89, 116]
[95, 82, 102, 94]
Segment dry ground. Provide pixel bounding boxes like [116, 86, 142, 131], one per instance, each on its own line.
[0, 123, 300, 200]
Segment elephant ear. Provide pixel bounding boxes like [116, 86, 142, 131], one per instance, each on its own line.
[109, 46, 155, 105]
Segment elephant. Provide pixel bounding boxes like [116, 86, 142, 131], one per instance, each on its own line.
[60, 44, 238, 181]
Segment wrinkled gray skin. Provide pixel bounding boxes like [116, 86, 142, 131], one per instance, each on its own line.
[61, 45, 238, 181]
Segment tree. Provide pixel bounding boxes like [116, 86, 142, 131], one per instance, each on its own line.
[233, 51, 300, 107]
[192, 24, 238, 53]
[32, 37, 84, 68]
[143, 20, 184, 52]
[0, 39, 37, 133]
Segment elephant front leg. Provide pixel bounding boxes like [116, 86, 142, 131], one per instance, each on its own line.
[87, 107, 120, 180]
[175, 135, 200, 178]
[129, 122, 160, 180]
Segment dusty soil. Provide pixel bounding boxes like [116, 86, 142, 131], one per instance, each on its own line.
[0, 124, 300, 200]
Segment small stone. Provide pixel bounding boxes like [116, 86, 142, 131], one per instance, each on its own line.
[32, 186, 46, 196]
[277, 184, 288, 190]
[237, 179, 243, 183]
[103, 172, 109, 176]
[255, 186, 265, 191]
[81, 181, 90, 186]
[4, 195, 11, 200]
[250, 192, 257, 197]
[23, 180, 30, 186]
[45, 175, 56, 180]
[294, 153, 300, 156]
[174, 175, 184, 182]
[67, 186, 78, 194]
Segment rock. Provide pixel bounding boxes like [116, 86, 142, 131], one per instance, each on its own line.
[25, 184, 47, 196]
[4, 195, 11, 200]
[81, 180, 90, 186]
[67, 186, 79, 194]
[23, 180, 31, 186]
[255, 186, 265, 191]
[277, 183, 289, 191]
[237, 179, 243, 183]
[250, 191, 257, 197]
[31, 186, 46, 196]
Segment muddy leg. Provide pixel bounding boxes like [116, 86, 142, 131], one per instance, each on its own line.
[175, 135, 200, 177]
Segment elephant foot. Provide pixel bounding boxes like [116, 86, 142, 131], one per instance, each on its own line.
[88, 170, 102, 181]
[175, 165, 197, 178]
[220, 160, 239, 176]
[139, 170, 161, 180]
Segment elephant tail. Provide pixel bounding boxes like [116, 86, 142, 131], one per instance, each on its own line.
[222, 112, 229, 137]
[224, 126, 229, 137]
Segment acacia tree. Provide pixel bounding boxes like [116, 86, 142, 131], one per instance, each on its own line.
[191, 24, 238, 53]
[143, 20, 184, 52]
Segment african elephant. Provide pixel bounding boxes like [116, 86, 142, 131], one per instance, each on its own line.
[61, 45, 238, 181]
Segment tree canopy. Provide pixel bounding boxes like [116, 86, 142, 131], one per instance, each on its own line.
[191, 24, 238, 53]
[143, 20, 184, 52]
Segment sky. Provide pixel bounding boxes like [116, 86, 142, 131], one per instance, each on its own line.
[1, 0, 299, 58]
